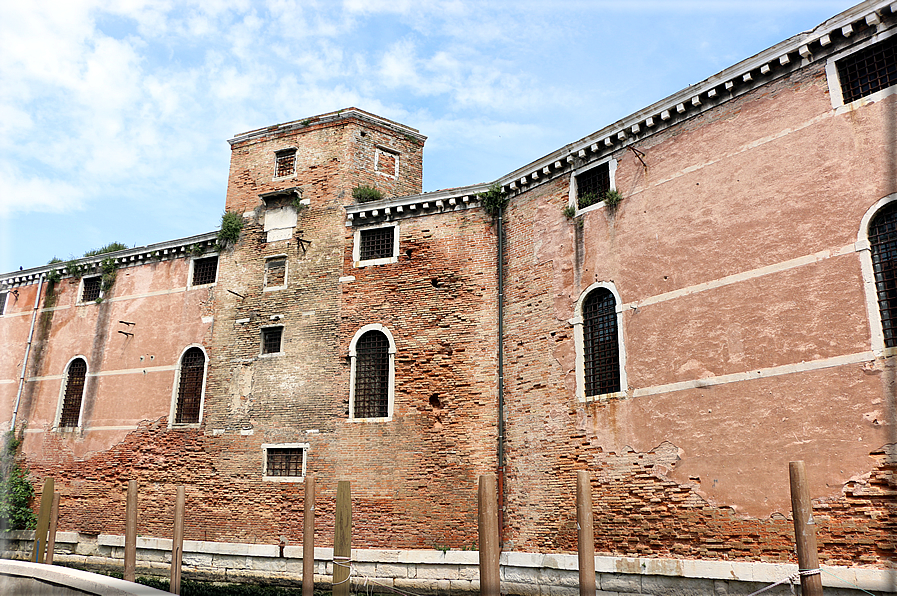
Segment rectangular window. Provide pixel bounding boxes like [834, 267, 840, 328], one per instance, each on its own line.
[0, 291, 7, 315]
[576, 162, 611, 209]
[837, 35, 897, 104]
[81, 277, 102, 302]
[264, 257, 287, 289]
[192, 256, 218, 286]
[359, 227, 395, 261]
[261, 326, 283, 354]
[263, 444, 308, 480]
[375, 147, 399, 178]
[275, 149, 297, 178]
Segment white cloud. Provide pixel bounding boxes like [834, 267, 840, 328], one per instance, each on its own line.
[0, 163, 86, 216]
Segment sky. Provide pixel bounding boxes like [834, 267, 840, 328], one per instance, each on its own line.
[0, 0, 862, 274]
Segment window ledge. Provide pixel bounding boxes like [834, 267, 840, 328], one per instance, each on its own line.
[263, 285, 287, 293]
[579, 390, 628, 404]
[259, 352, 284, 358]
[354, 256, 398, 268]
[188, 282, 217, 290]
[263, 475, 305, 483]
[346, 416, 392, 423]
[169, 422, 202, 429]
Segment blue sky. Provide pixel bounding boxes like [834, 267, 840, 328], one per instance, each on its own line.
[0, 0, 860, 273]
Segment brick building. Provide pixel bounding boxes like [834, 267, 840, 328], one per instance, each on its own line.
[1, 0, 896, 588]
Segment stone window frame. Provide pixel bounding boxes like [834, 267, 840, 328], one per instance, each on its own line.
[0, 290, 7, 316]
[353, 222, 399, 268]
[54, 355, 89, 431]
[188, 254, 219, 289]
[261, 325, 285, 356]
[569, 158, 618, 215]
[348, 323, 396, 423]
[262, 443, 309, 482]
[571, 281, 628, 402]
[78, 276, 103, 304]
[263, 254, 289, 292]
[273, 147, 298, 180]
[858, 193, 897, 357]
[168, 344, 209, 429]
[374, 145, 399, 179]
[825, 28, 897, 110]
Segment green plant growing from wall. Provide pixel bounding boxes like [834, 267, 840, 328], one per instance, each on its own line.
[46, 269, 62, 285]
[47, 257, 62, 264]
[0, 432, 36, 533]
[99, 257, 117, 297]
[603, 189, 623, 209]
[64, 258, 85, 279]
[189, 244, 205, 257]
[352, 185, 383, 203]
[83, 242, 129, 257]
[578, 189, 623, 210]
[217, 211, 244, 249]
[478, 183, 508, 217]
[563, 205, 576, 219]
[291, 196, 308, 213]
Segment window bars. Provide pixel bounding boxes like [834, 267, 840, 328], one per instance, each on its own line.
[81, 277, 101, 302]
[870, 202, 897, 348]
[262, 327, 283, 354]
[275, 150, 297, 178]
[192, 256, 218, 286]
[266, 448, 304, 477]
[354, 330, 390, 418]
[175, 348, 205, 424]
[837, 35, 897, 103]
[359, 227, 395, 261]
[582, 289, 621, 396]
[60, 359, 87, 427]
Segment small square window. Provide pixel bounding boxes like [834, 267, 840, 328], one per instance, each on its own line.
[359, 227, 395, 261]
[192, 256, 218, 286]
[262, 326, 283, 354]
[263, 444, 308, 481]
[576, 162, 611, 209]
[275, 149, 297, 178]
[264, 257, 287, 289]
[836, 36, 897, 104]
[81, 277, 101, 302]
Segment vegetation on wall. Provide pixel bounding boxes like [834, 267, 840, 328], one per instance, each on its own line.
[0, 433, 36, 533]
[563, 205, 576, 219]
[83, 242, 129, 257]
[217, 211, 244, 249]
[578, 189, 623, 210]
[352, 185, 384, 203]
[99, 257, 118, 298]
[478, 183, 508, 217]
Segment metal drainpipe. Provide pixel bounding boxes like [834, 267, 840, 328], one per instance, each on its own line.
[12, 275, 44, 431]
[496, 209, 506, 547]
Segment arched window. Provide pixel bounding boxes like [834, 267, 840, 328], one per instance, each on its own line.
[349, 325, 396, 420]
[59, 358, 87, 427]
[869, 202, 897, 348]
[574, 283, 626, 400]
[172, 346, 207, 425]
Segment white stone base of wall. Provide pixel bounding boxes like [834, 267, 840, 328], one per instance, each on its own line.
[2, 531, 894, 595]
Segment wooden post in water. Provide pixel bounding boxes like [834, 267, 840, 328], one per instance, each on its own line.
[45, 493, 60, 565]
[789, 461, 823, 596]
[576, 471, 596, 596]
[124, 480, 138, 582]
[31, 478, 53, 563]
[303, 473, 315, 596]
[332, 480, 351, 596]
[478, 473, 500, 596]
[170, 486, 185, 595]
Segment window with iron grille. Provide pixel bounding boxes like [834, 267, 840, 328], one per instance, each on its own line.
[59, 358, 87, 427]
[265, 446, 306, 478]
[174, 347, 205, 424]
[262, 326, 283, 354]
[192, 256, 218, 286]
[576, 162, 610, 209]
[870, 202, 897, 348]
[265, 257, 287, 288]
[837, 35, 897, 104]
[582, 288, 621, 396]
[359, 227, 395, 261]
[0, 291, 7, 315]
[81, 277, 101, 302]
[353, 330, 390, 418]
[275, 149, 297, 178]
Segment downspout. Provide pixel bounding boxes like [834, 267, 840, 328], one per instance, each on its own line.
[496, 208, 506, 547]
[12, 275, 44, 431]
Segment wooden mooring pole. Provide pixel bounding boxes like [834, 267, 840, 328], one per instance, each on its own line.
[170, 485, 185, 595]
[124, 480, 138, 582]
[31, 478, 53, 563]
[789, 461, 823, 596]
[576, 470, 596, 596]
[478, 473, 500, 596]
[45, 492, 60, 565]
[332, 480, 351, 596]
[303, 473, 315, 596]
